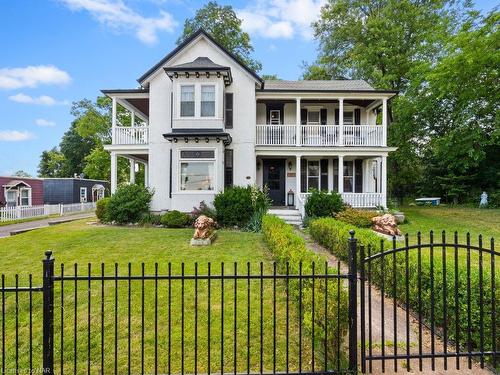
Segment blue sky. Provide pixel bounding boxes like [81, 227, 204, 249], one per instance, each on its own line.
[0, 0, 497, 177]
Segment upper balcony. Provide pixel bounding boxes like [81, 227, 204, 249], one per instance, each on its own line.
[255, 83, 395, 147]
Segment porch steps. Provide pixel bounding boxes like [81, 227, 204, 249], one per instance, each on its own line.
[268, 208, 303, 226]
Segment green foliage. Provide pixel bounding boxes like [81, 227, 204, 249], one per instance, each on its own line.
[160, 210, 192, 228]
[95, 197, 111, 223]
[191, 201, 217, 220]
[13, 170, 31, 177]
[309, 217, 499, 361]
[260, 74, 280, 80]
[177, 1, 261, 72]
[59, 122, 97, 176]
[213, 185, 270, 227]
[335, 208, 377, 228]
[304, 190, 343, 218]
[37, 147, 66, 177]
[138, 212, 162, 226]
[262, 215, 349, 364]
[106, 184, 153, 224]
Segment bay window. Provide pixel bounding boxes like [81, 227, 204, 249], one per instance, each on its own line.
[201, 85, 215, 117]
[180, 85, 195, 117]
[179, 150, 215, 191]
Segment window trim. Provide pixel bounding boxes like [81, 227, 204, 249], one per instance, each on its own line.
[179, 84, 195, 117]
[200, 84, 216, 118]
[175, 81, 221, 120]
[177, 148, 217, 193]
[80, 187, 88, 203]
[5, 189, 18, 207]
[307, 110, 321, 125]
[19, 187, 31, 206]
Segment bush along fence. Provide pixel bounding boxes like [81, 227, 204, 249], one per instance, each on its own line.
[309, 217, 499, 372]
[0, 242, 356, 375]
[0, 202, 96, 222]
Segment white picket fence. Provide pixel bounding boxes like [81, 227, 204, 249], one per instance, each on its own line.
[0, 202, 96, 222]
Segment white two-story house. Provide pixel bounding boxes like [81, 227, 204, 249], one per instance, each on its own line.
[103, 30, 397, 215]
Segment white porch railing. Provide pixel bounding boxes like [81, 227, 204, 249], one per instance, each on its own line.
[256, 125, 295, 145]
[112, 126, 149, 145]
[0, 202, 97, 223]
[298, 192, 383, 214]
[256, 124, 383, 146]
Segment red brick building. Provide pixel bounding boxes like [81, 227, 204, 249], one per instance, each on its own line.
[0, 176, 44, 207]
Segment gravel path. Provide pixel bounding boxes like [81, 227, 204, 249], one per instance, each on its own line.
[297, 229, 494, 375]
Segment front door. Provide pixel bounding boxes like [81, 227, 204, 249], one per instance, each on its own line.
[263, 159, 285, 206]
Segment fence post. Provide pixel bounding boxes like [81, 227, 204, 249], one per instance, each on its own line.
[59, 204, 63, 216]
[348, 230, 358, 374]
[42, 250, 55, 375]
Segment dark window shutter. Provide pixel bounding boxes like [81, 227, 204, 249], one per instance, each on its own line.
[224, 149, 233, 188]
[335, 108, 339, 125]
[300, 108, 308, 125]
[169, 149, 172, 198]
[333, 158, 339, 192]
[320, 159, 329, 191]
[355, 159, 363, 193]
[354, 108, 361, 125]
[300, 158, 307, 193]
[320, 108, 327, 125]
[225, 93, 233, 129]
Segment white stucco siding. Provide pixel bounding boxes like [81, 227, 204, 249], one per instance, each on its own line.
[148, 72, 172, 212]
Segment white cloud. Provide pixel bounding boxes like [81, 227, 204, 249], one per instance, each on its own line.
[0, 130, 36, 142]
[0, 65, 71, 90]
[59, 0, 177, 44]
[237, 0, 326, 39]
[35, 118, 56, 127]
[8, 93, 69, 106]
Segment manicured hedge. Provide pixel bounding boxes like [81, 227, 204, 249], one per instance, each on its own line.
[262, 215, 349, 365]
[309, 217, 499, 359]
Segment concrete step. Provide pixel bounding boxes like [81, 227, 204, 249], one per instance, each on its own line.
[276, 214, 303, 221]
[284, 219, 303, 226]
[268, 209, 301, 216]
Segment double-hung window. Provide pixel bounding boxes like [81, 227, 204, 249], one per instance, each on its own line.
[6, 190, 17, 207]
[179, 150, 216, 191]
[343, 161, 354, 192]
[307, 161, 320, 190]
[343, 111, 354, 125]
[201, 85, 215, 117]
[20, 188, 30, 206]
[180, 85, 195, 117]
[80, 187, 87, 203]
[307, 111, 320, 125]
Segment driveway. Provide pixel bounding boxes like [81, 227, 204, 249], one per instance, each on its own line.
[0, 213, 95, 238]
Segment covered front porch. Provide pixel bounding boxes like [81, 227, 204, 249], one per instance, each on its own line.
[255, 151, 388, 213]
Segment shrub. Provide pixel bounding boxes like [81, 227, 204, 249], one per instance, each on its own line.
[335, 207, 378, 228]
[191, 201, 217, 220]
[95, 197, 110, 223]
[262, 215, 349, 364]
[304, 190, 343, 218]
[160, 210, 192, 228]
[106, 184, 153, 224]
[138, 212, 162, 226]
[213, 185, 270, 228]
[308, 217, 499, 360]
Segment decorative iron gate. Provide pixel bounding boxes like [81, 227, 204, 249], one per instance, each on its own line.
[358, 231, 498, 373]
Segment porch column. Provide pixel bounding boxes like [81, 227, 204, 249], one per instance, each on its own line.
[296, 98, 301, 146]
[339, 98, 344, 146]
[144, 163, 149, 188]
[112, 97, 117, 144]
[111, 152, 118, 194]
[381, 155, 387, 208]
[129, 159, 136, 184]
[295, 155, 301, 208]
[338, 155, 344, 194]
[382, 98, 388, 146]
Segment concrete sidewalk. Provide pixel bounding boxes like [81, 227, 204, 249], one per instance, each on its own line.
[0, 213, 95, 238]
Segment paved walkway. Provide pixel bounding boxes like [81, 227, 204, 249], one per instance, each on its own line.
[297, 229, 493, 375]
[0, 213, 95, 238]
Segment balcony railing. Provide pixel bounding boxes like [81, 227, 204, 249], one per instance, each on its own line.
[256, 124, 383, 146]
[112, 126, 149, 145]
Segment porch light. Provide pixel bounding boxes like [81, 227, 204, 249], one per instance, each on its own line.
[288, 161, 293, 171]
[287, 189, 295, 207]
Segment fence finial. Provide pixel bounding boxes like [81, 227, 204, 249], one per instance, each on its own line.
[44, 250, 52, 260]
[349, 229, 355, 239]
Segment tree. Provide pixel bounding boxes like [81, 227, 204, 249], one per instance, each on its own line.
[261, 74, 280, 80]
[177, 1, 262, 72]
[13, 170, 31, 178]
[83, 145, 136, 184]
[59, 122, 97, 176]
[38, 147, 66, 177]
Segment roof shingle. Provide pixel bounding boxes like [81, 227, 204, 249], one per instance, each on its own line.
[262, 80, 375, 91]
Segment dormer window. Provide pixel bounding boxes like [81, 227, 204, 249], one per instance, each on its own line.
[180, 85, 195, 117]
[201, 85, 215, 117]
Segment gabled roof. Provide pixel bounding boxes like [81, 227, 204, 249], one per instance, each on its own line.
[137, 29, 263, 86]
[3, 180, 31, 188]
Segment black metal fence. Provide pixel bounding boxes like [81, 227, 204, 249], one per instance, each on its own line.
[1, 232, 498, 374]
[0, 253, 353, 375]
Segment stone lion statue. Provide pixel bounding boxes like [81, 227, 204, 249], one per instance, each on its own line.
[372, 214, 402, 236]
[193, 215, 216, 239]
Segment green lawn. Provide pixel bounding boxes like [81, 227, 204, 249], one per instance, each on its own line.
[0, 220, 319, 375]
[399, 205, 500, 244]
